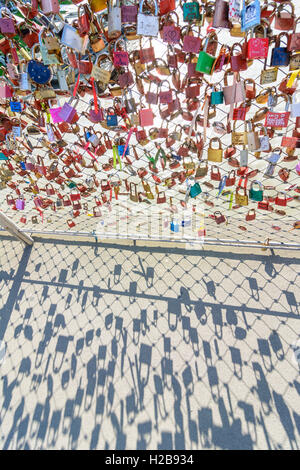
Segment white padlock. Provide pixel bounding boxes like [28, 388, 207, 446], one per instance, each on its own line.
[108, 0, 121, 39]
[20, 61, 31, 91]
[57, 68, 69, 91]
[291, 90, 300, 118]
[60, 24, 85, 53]
[229, 0, 241, 22]
[137, 0, 159, 38]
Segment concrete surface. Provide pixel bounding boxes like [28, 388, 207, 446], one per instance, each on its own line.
[0, 235, 299, 449]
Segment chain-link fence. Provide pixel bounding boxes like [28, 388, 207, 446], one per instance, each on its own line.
[0, 2, 299, 248]
[0, 237, 300, 449]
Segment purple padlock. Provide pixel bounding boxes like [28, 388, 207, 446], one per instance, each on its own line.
[15, 198, 25, 210]
[296, 161, 300, 176]
[58, 98, 79, 123]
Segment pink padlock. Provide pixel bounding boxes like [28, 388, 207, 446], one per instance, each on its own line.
[0, 83, 12, 98]
[41, 0, 60, 15]
[49, 107, 63, 123]
[296, 162, 300, 176]
[139, 108, 154, 127]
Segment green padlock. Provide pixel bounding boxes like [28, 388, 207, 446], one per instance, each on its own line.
[66, 181, 77, 189]
[249, 181, 263, 202]
[196, 35, 216, 75]
[189, 182, 202, 198]
[182, 1, 200, 22]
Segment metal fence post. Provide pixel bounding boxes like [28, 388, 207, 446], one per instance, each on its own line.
[0, 212, 34, 245]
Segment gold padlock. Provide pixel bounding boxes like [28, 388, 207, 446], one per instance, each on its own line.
[207, 137, 223, 162]
[89, 0, 107, 13]
[230, 23, 245, 38]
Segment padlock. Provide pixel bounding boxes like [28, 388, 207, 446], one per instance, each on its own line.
[213, 0, 231, 29]
[28, 44, 52, 85]
[139, 107, 154, 127]
[257, 201, 270, 211]
[245, 209, 256, 221]
[288, 17, 300, 51]
[223, 70, 246, 105]
[113, 38, 129, 67]
[0, 81, 13, 98]
[208, 138, 223, 163]
[170, 219, 179, 232]
[249, 181, 263, 202]
[235, 187, 248, 206]
[241, 0, 261, 32]
[275, 1, 295, 31]
[60, 24, 86, 54]
[290, 52, 300, 71]
[231, 43, 248, 72]
[106, 107, 118, 127]
[196, 33, 217, 75]
[89, 0, 107, 13]
[137, 0, 159, 37]
[275, 192, 287, 207]
[247, 25, 269, 60]
[226, 170, 236, 187]
[182, 24, 201, 54]
[278, 167, 290, 182]
[271, 32, 290, 67]
[214, 211, 226, 224]
[41, 0, 60, 15]
[189, 182, 202, 198]
[108, 0, 121, 39]
[182, 0, 200, 22]
[210, 84, 224, 106]
[0, 7, 16, 37]
[246, 120, 260, 151]
[59, 98, 79, 124]
[264, 94, 290, 128]
[91, 52, 113, 84]
[162, 12, 181, 44]
[229, 0, 241, 23]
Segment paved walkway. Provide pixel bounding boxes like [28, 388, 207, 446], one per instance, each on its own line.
[0, 236, 299, 449]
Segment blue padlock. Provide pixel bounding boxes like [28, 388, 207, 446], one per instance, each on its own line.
[271, 33, 290, 67]
[241, 0, 261, 32]
[118, 144, 129, 156]
[107, 113, 118, 127]
[170, 220, 179, 232]
[85, 130, 92, 141]
[10, 101, 22, 112]
[182, 219, 191, 227]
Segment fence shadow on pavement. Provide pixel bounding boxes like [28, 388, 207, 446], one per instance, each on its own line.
[0, 236, 299, 450]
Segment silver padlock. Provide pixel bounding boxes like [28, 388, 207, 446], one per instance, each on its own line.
[87, 130, 100, 147]
[108, 0, 121, 39]
[137, 0, 159, 37]
[57, 67, 69, 91]
[46, 123, 56, 142]
[240, 147, 248, 167]
[264, 162, 276, 177]
[19, 61, 31, 91]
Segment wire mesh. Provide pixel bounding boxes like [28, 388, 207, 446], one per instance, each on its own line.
[0, 2, 299, 247]
[0, 237, 300, 449]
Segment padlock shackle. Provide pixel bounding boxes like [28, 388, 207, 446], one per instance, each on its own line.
[139, 0, 158, 16]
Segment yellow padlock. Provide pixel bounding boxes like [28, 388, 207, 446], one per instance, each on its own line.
[207, 137, 223, 163]
[89, 0, 106, 13]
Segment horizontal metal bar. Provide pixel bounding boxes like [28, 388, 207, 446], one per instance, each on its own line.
[1, 228, 299, 250]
